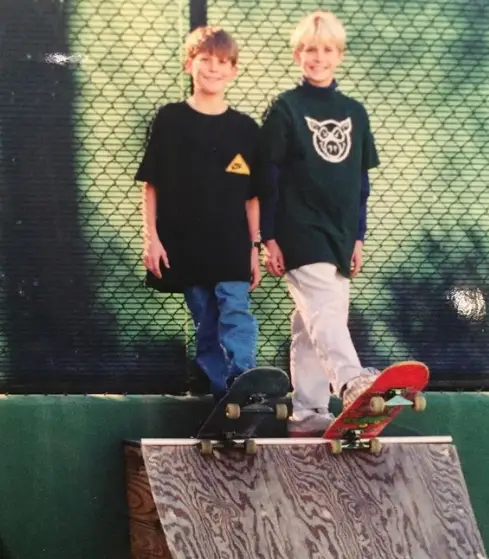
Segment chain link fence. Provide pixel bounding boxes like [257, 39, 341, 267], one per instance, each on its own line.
[0, 0, 488, 392]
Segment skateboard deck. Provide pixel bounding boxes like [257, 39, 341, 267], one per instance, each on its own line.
[197, 366, 290, 455]
[323, 360, 429, 455]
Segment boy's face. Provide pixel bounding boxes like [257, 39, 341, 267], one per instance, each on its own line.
[185, 52, 237, 95]
[295, 42, 343, 87]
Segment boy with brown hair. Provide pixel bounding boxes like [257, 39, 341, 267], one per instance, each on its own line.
[135, 26, 264, 401]
[260, 11, 381, 435]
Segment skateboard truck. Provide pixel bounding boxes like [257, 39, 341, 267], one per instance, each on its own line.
[328, 389, 427, 455]
[225, 397, 289, 421]
[328, 429, 383, 455]
[369, 389, 427, 414]
[200, 397, 289, 457]
[199, 437, 258, 456]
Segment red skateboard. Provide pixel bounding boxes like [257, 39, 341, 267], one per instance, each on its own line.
[323, 361, 429, 455]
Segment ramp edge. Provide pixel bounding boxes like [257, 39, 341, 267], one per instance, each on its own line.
[141, 435, 453, 446]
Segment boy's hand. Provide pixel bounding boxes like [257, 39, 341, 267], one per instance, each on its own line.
[143, 237, 170, 279]
[250, 246, 261, 290]
[350, 240, 364, 278]
[263, 240, 285, 277]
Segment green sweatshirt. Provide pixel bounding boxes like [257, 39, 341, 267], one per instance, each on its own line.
[261, 81, 380, 278]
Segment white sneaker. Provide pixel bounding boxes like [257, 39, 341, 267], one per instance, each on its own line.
[287, 409, 335, 437]
[316, 407, 331, 416]
[342, 367, 380, 410]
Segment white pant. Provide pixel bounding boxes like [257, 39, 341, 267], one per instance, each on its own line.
[286, 262, 363, 412]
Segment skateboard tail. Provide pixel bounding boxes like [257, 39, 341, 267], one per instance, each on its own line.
[228, 367, 290, 397]
[197, 367, 290, 441]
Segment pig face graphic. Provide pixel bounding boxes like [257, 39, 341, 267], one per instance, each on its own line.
[305, 117, 352, 163]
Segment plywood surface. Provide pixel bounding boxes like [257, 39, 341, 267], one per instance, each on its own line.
[141, 442, 486, 559]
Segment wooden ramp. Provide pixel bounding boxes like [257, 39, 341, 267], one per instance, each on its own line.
[124, 437, 486, 559]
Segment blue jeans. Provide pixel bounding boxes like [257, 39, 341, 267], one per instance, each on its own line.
[184, 282, 257, 396]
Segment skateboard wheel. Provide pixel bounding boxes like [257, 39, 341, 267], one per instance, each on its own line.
[329, 440, 343, 455]
[226, 403, 241, 419]
[200, 440, 214, 456]
[244, 439, 257, 455]
[413, 393, 427, 412]
[369, 438, 382, 454]
[275, 403, 289, 420]
[370, 396, 385, 414]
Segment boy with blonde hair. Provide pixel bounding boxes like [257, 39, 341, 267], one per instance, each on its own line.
[135, 26, 264, 402]
[260, 11, 381, 435]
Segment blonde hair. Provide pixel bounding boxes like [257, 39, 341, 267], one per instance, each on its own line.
[291, 11, 347, 53]
[185, 26, 239, 65]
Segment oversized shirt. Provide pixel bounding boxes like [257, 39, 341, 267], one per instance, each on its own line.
[135, 102, 263, 291]
[260, 81, 380, 278]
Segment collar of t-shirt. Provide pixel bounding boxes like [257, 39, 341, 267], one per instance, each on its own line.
[299, 77, 339, 94]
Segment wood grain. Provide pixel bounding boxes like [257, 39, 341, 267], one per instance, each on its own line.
[141, 442, 486, 559]
[124, 444, 172, 559]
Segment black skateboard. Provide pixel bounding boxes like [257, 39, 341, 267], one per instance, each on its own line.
[197, 366, 290, 456]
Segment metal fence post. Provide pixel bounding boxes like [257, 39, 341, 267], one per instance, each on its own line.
[189, 0, 207, 29]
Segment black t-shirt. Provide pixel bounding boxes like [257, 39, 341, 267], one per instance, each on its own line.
[135, 102, 263, 290]
[261, 84, 380, 278]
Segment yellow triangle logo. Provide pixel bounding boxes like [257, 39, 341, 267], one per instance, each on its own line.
[226, 154, 250, 175]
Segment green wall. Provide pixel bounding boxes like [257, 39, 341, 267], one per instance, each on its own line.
[0, 394, 487, 558]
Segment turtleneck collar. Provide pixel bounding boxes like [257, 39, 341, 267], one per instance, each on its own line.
[299, 77, 338, 96]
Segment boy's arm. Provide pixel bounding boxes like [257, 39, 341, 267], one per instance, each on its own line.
[260, 165, 280, 242]
[246, 196, 261, 290]
[142, 182, 158, 241]
[352, 108, 380, 277]
[356, 171, 370, 242]
[245, 196, 260, 243]
[351, 171, 369, 277]
[261, 168, 285, 277]
[258, 100, 290, 277]
[142, 182, 169, 278]
[135, 107, 171, 279]
[259, 100, 290, 243]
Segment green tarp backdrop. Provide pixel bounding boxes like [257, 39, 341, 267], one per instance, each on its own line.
[0, 0, 488, 393]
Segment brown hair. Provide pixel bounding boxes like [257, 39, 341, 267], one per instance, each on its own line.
[185, 26, 239, 65]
